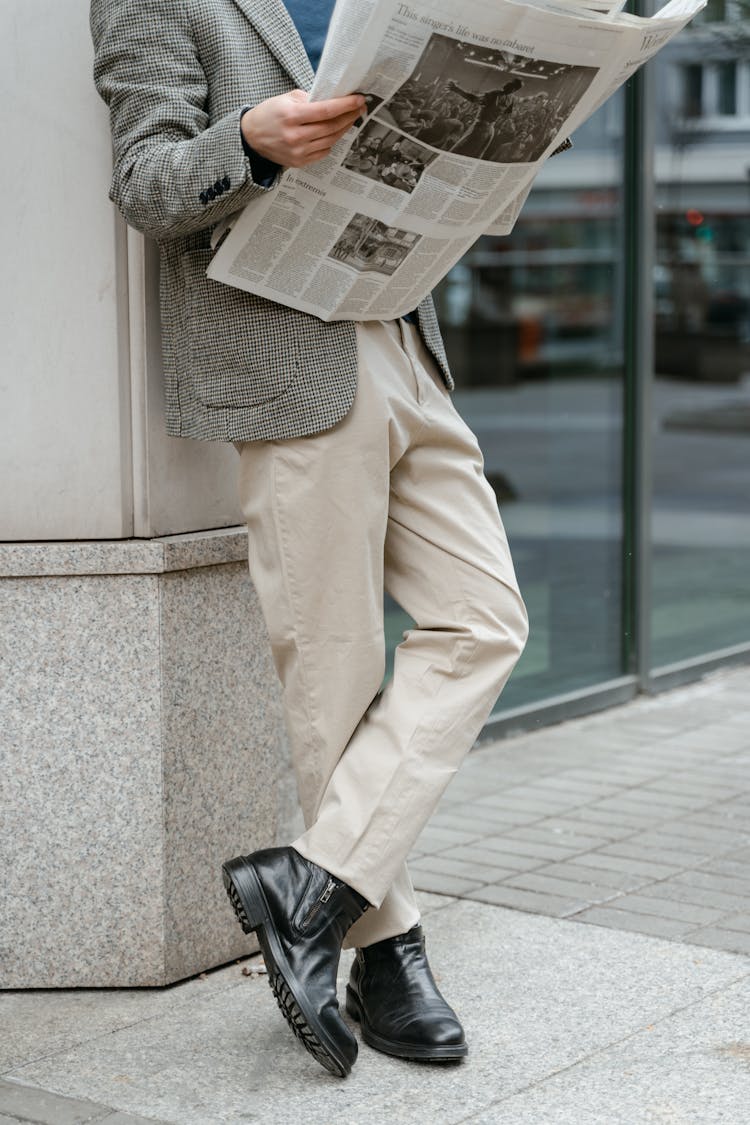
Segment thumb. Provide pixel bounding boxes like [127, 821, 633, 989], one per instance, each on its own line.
[289, 89, 310, 103]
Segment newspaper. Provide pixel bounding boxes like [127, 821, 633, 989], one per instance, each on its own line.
[208, 0, 704, 321]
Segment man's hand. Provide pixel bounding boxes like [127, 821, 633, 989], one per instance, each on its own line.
[241, 90, 367, 167]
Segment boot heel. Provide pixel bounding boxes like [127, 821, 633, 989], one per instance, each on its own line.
[222, 858, 268, 934]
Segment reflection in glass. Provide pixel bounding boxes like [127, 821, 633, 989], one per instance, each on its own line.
[651, 12, 750, 665]
[717, 61, 736, 116]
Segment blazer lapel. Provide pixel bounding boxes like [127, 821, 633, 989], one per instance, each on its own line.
[230, 0, 314, 90]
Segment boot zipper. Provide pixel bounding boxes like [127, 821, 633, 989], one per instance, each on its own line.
[320, 877, 337, 903]
[300, 877, 338, 929]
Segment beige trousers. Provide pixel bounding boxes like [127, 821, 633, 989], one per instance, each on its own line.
[236, 318, 528, 948]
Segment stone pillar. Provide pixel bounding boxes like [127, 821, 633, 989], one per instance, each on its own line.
[0, 4, 291, 985]
[0, 530, 285, 987]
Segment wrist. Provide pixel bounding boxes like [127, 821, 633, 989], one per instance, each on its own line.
[240, 106, 257, 149]
[240, 107, 280, 187]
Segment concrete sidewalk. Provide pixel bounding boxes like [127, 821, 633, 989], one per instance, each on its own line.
[2, 668, 749, 1125]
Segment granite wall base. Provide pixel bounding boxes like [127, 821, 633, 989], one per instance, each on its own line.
[0, 530, 287, 987]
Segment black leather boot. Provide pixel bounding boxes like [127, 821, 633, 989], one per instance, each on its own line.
[222, 846, 369, 1077]
[346, 924, 468, 1061]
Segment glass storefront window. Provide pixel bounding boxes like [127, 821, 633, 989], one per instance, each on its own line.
[382, 14, 750, 719]
[650, 16, 750, 667]
[385, 98, 627, 712]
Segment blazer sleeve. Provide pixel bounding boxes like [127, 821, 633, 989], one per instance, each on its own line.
[90, 0, 281, 240]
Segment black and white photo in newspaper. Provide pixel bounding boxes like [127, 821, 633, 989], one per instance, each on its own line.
[208, 0, 705, 321]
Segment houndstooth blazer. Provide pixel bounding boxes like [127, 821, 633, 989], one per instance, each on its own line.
[90, 0, 453, 443]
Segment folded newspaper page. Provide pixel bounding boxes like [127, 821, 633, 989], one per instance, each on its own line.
[208, 0, 704, 321]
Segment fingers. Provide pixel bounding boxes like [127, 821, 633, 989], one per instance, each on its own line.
[298, 109, 363, 145]
[291, 92, 366, 123]
[296, 122, 357, 162]
[284, 105, 363, 166]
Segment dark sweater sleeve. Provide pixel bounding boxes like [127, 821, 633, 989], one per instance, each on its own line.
[240, 108, 282, 187]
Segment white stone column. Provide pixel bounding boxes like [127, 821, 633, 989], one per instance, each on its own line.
[0, 3, 289, 984]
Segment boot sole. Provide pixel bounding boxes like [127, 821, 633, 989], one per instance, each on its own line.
[346, 985, 469, 1061]
[222, 857, 353, 1078]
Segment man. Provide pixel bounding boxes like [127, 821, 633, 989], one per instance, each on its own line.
[447, 77, 524, 160]
[381, 156, 418, 191]
[418, 111, 465, 151]
[379, 135, 406, 168]
[91, 0, 528, 1078]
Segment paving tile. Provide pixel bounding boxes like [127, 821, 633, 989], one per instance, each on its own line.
[602, 893, 724, 927]
[534, 860, 653, 892]
[428, 810, 518, 835]
[0, 1078, 111, 1124]
[573, 907, 693, 939]
[99, 1114, 169, 1125]
[585, 798, 687, 822]
[500, 823, 611, 851]
[724, 797, 750, 810]
[672, 868, 750, 898]
[472, 795, 567, 818]
[475, 835, 580, 862]
[464, 802, 540, 826]
[415, 890, 459, 914]
[686, 811, 750, 832]
[409, 854, 515, 884]
[716, 912, 750, 934]
[502, 872, 619, 905]
[442, 802, 533, 828]
[678, 766, 750, 788]
[615, 831, 727, 857]
[495, 782, 576, 803]
[715, 798, 750, 813]
[672, 725, 750, 752]
[708, 813, 750, 833]
[517, 817, 614, 846]
[439, 844, 544, 872]
[562, 767, 663, 787]
[410, 870, 484, 897]
[415, 826, 479, 849]
[566, 805, 661, 832]
[643, 780, 740, 801]
[685, 927, 750, 956]
[439, 774, 494, 794]
[527, 777, 622, 799]
[613, 788, 710, 811]
[638, 879, 750, 915]
[571, 852, 684, 880]
[649, 821, 750, 849]
[595, 841, 711, 868]
[464, 883, 588, 917]
[697, 857, 750, 884]
[610, 716, 695, 736]
[562, 807, 659, 831]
